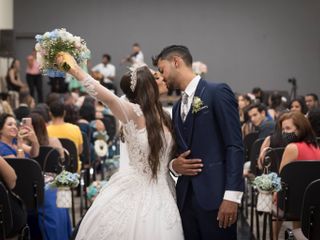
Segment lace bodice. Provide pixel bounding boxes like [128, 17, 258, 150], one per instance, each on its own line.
[122, 117, 173, 178]
[82, 74, 173, 178]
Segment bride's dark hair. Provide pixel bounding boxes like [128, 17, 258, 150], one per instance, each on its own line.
[120, 66, 174, 179]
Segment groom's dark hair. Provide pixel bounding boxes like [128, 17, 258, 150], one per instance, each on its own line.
[152, 45, 193, 67]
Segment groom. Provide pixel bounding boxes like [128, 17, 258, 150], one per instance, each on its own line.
[153, 45, 244, 240]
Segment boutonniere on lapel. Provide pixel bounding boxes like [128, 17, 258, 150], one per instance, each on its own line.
[192, 96, 208, 114]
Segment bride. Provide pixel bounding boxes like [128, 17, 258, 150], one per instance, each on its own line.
[56, 53, 184, 240]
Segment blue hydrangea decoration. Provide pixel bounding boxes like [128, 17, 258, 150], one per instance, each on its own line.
[49, 170, 80, 188]
[252, 172, 282, 192]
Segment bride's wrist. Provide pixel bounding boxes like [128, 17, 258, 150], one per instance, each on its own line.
[69, 65, 83, 80]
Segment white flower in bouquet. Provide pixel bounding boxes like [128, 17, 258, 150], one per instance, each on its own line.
[35, 28, 91, 77]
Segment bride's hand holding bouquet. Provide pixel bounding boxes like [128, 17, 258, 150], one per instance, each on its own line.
[55, 52, 79, 75]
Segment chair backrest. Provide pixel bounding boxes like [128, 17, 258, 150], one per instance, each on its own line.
[263, 147, 285, 174]
[80, 132, 90, 166]
[249, 138, 265, 175]
[0, 181, 12, 239]
[301, 179, 320, 240]
[102, 114, 117, 142]
[243, 132, 259, 162]
[278, 160, 320, 220]
[4, 158, 44, 210]
[59, 138, 78, 173]
[33, 146, 62, 174]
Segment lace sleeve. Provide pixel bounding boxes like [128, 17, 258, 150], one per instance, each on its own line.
[81, 73, 141, 124]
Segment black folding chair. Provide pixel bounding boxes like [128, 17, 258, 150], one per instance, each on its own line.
[79, 132, 91, 216]
[242, 132, 259, 218]
[299, 179, 320, 240]
[276, 161, 320, 240]
[58, 138, 78, 174]
[277, 161, 320, 220]
[33, 146, 62, 174]
[248, 137, 265, 238]
[263, 147, 285, 174]
[4, 158, 44, 211]
[0, 181, 12, 240]
[4, 157, 43, 240]
[58, 138, 78, 227]
[243, 132, 259, 163]
[249, 138, 266, 176]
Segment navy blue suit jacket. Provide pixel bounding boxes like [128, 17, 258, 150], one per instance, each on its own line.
[173, 79, 244, 211]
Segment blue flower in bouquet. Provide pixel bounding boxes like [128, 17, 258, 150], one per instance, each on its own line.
[252, 172, 282, 192]
[87, 180, 107, 202]
[49, 170, 80, 188]
[35, 28, 91, 75]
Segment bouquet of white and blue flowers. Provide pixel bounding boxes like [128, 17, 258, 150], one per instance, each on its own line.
[49, 170, 80, 208]
[252, 172, 282, 193]
[252, 172, 282, 213]
[49, 170, 80, 189]
[35, 28, 90, 76]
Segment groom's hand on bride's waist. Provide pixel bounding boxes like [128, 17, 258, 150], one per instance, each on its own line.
[171, 150, 203, 176]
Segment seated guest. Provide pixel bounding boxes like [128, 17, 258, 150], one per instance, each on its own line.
[289, 97, 308, 115]
[91, 54, 117, 94]
[267, 92, 287, 120]
[30, 112, 71, 240]
[0, 113, 39, 158]
[247, 103, 275, 138]
[14, 91, 35, 122]
[32, 103, 51, 123]
[0, 99, 14, 115]
[274, 111, 320, 239]
[238, 94, 252, 125]
[30, 112, 63, 153]
[257, 111, 289, 169]
[308, 108, 320, 137]
[252, 87, 268, 105]
[47, 101, 83, 172]
[305, 93, 319, 113]
[279, 112, 320, 171]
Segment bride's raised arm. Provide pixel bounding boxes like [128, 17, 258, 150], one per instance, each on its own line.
[56, 53, 134, 124]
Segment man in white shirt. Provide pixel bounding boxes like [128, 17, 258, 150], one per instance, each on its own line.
[121, 43, 144, 66]
[91, 54, 117, 94]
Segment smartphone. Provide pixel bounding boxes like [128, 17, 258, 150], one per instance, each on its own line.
[21, 117, 32, 127]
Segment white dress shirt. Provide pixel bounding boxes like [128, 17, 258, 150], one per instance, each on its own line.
[131, 51, 144, 65]
[91, 63, 116, 83]
[169, 75, 243, 204]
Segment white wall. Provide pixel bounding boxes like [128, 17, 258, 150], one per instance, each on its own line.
[0, 0, 13, 29]
[0, 0, 13, 77]
[14, 0, 320, 96]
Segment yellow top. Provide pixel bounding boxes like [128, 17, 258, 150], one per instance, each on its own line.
[47, 123, 83, 172]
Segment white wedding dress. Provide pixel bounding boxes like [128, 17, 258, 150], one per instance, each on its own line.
[75, 74, 184, 240]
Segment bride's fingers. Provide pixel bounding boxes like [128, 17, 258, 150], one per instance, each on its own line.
[55, 53, 65, 66]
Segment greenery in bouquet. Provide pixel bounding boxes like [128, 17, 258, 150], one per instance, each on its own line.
[35, 28, 90, 76]
[49, 170, 80, 189]
[252, 172, 282, 193]
[87, 180, 108, 202]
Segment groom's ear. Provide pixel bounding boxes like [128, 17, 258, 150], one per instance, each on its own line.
[172, 56, 181, 68]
